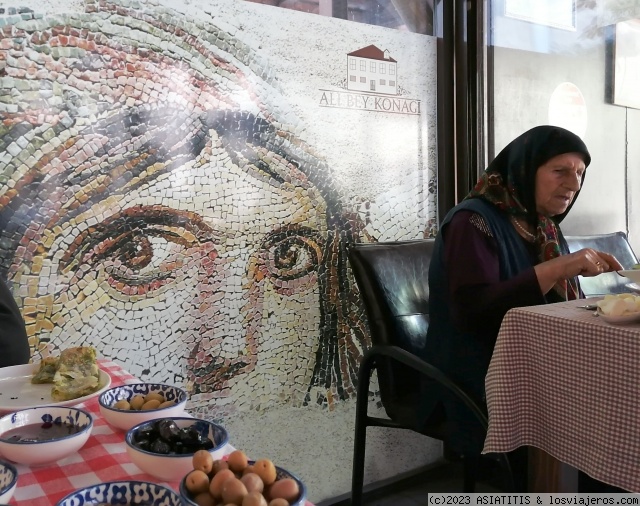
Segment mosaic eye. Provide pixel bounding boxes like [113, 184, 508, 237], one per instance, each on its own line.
[60, 206, 219, 293]
[97, 229, 198, 285]
[260, 228, 323, 282]
[114, 236, 154, 269]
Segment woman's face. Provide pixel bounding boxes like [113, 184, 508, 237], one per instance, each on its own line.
[16, 123, 328, 414]
[535, 152, 586, 217]
[3, 24, 331, 415]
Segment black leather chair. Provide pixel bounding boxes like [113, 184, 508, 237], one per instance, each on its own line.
[348, 240, 514, 505]
[565, 232, 638, 296]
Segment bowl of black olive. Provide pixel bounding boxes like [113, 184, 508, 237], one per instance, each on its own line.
[125, 417, 229, 482]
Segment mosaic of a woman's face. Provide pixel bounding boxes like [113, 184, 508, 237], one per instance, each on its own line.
[0, 1, 350, 415]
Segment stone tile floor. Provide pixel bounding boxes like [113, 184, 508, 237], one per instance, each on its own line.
[320, 460, 504, 506]
[361, 461, 502, 506]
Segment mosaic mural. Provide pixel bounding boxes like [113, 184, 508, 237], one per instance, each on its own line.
[0, 0, 436, 419]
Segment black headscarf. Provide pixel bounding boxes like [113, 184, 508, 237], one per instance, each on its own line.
[465, 125, 591, 301]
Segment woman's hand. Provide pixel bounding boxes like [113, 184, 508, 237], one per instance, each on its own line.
[534, 248, 624, 295]
[571, 248, 623, 276]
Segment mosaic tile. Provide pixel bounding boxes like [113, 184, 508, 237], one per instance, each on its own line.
[0, 0, 436, 422]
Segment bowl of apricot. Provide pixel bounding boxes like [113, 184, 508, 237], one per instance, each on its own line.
[180, 449, 307, 506]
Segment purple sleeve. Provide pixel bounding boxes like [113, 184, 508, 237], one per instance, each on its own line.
[443, 210, 545, 336]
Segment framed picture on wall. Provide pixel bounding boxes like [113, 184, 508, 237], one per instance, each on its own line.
[613, 19, 640, 110]
[504, 0, 576, 31]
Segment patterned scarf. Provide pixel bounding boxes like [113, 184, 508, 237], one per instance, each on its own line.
[465, 126, 591, 302]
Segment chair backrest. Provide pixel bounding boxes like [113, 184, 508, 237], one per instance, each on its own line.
[565, 232, 638, 296]
[348, 240, 435, 413]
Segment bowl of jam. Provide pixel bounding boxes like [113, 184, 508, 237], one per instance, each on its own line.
[0, 406, 93, 466]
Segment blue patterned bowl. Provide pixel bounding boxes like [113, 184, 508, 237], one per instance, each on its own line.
[0, 406, 92, 466]
[99, 383, 187, 431]
[179, 460, 308, 506]
[56, 480, 182, 506]
[126, 417, 229, 482]
[0, 460, 18, 504]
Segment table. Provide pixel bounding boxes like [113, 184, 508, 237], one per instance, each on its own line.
[482, 298, 640, 493]
[9, 360, 314, 505]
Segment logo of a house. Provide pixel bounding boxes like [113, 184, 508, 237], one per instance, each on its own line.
[347, 45, 398, 96]
[318, 44, 419, 115]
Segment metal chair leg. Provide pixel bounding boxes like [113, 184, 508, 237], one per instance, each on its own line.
[497, 452, 517, 492]
[351, 416, 367, 506]
[351, 355, 375, 506]
[462, 453, 479, 492]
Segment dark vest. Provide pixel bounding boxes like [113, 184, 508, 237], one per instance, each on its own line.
[422, 198, 542, 453]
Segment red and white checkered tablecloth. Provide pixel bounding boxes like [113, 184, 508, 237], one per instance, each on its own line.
[9, 360, 181, 506]
[483, 298, 640, 492]
[8, 360, 314, 506]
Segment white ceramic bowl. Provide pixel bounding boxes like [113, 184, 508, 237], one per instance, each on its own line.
[56, 479, 182, 506]
[0, 406, 92, 466]
[98, 383, 187, 431]
[617, 270, 640, 283]
[125, 417, 229, 482]
[0, 460, 18, 504]
[180, 459, 308, 506]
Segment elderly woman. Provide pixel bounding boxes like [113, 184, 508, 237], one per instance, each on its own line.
[424, 125, 623, 488]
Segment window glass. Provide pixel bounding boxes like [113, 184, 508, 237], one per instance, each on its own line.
[244, 0, 434, 34]
[489, 0, 640, 244]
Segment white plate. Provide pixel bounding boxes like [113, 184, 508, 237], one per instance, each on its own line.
[597, 309, 640, 325]
[616, 270, 640, 283]
[0, 364, 111, 414]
